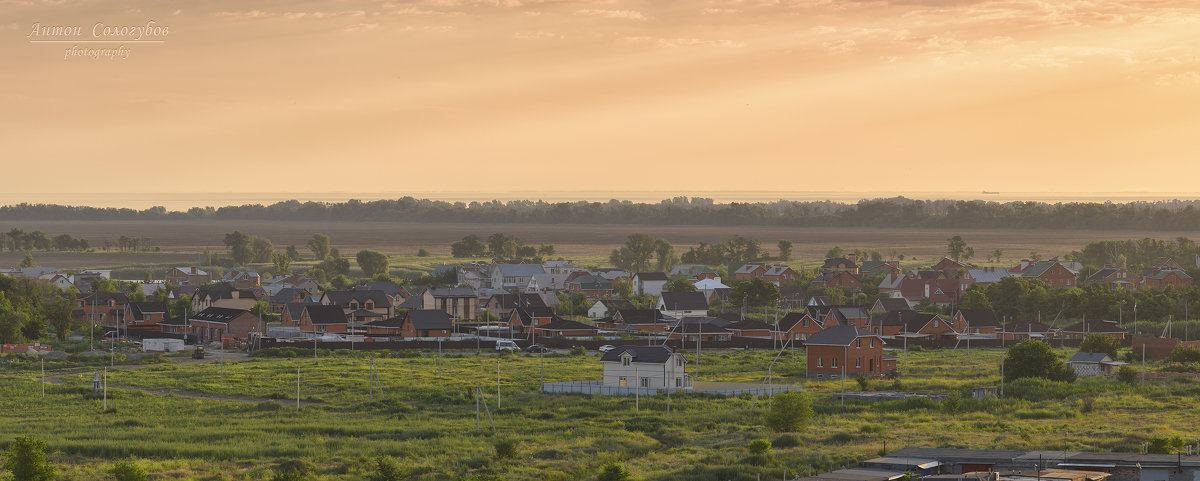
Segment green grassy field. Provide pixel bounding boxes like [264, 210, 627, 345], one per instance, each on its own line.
[4, 346, 1200, 480]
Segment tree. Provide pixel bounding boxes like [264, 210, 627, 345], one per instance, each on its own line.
[654, 239, 677, 271]
[764, 392, 812, 431]
[330, 275, 354, 290]
[450, 235, 487, 258]
[111, 457, 148, 481]
[251, 237, 275, 263]
[285, 245, 301, 261]
[272, 253, 292, 276]
[597, 461, 631, 481]
[356, 250, 390, 277]
[611, 278, 633, 299]
[663, 278, 696, 293]
[223, 231, 253, 265]
[609, 233, 658, 272]
[1079, 333, 1121, 358]
[20, 317, 43, 342]
[417, 249, 429, 257]
[19, 254, 33, 268]
[825, 246, 843, 259]
[731, 278, 780, 308]
[992, 249, 1003, 264]
[48, 296, 72, 341]
[1003, 339, 1076, 382]
[1117, 365, 1138, 384]
[3, 435, 55, 481]
[538, 244, 555, 256]
[778, 240, 793, 261]
[960, 289, 992, 310]
[307, 234, 331, 261]
[947, 236, 968, 261]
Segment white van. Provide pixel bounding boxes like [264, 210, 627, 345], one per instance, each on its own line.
[495, 340, 520, 352]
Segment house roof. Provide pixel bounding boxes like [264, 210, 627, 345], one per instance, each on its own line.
[324, 289, 392, 306]
[1069, 352, 1112, 364]
[615, 309, 667, 324]
[904, 313, 946, 332]
[734, 264, 764, 274]
[1003, 320, 1053, 333]
[356, 281, 407, 297]
[763, 265, 794, 276]
[366, 316, 406, 328]
[809, 295, 832, 306]
[956, 309, 1000, 328]
[597, 299, 634, 309]
[805, 325, 878, 346]
[1020, 261, 1060, 278]
[1060, 319, 1125, 334]
[170, 266, 208, 276]
[490, 293, 547, 309]
[779, 312, 820, 331]
[305, 305, 348, 324]
[873, 309, 918, 327]
[495, 264, 546, 277]
[693, 278, 729, 290]
[873, 298, 910, 313]
[270, 287, 310, 304]
[822, 258, 859, 269]
[511, 306, 555, 325]
[726, 319, 774, 331]
[397, 296, 423, 309]
[779, 285, 805, 300]
[191, 307, 251, 324]
[968, 269, 1012, 283]
[660, 292, 708, 311]
[1086, 267, 1123, 282]
[427, 287, 476, 298]
[536, 317, 597, 332]
[407, 310, 453, 330]
[285, 302, 312, 320]
[600, 345, 679, 364]
[1144, 269, 1192, 280]
[570, 275, 613, 290]
[130, 302, 169, 322]
[634, 272, 669, 281]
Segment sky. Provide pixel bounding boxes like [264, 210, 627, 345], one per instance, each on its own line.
[3, 0, 1200, 199]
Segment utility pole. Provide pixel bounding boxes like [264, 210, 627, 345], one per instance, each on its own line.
[102, 366, 107, 411]
[497, 357, 501, 410]
[41, 357, 45, 398]
[296, 364, 301, 411]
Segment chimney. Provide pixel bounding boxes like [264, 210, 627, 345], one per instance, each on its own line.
[924, 283, 930, 298]
[847, 253, 858, 264]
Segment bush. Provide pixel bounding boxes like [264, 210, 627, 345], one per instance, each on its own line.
[3, 435, 55, 481]
[942, 394, 962, 415]
[570, 346, 586, 356]
[1149, 434, 1186, 454]
[1169, 346, 1200, 363]
[597, 461, 631, 481]
[764, 392, 813, 432]
[1004, 339, 1076, 383]
[1118, 365, 1139, 384]
[1080, 334, 1121, 359]
[493, 438, 518, 459]
[747, 439, 772, 454]
[368, 456, 408, 481]
[855, 375, 869, 391]
[417, 249, 429, 257]
[772, 434, 800, 448]
[111, 458, 147, 481]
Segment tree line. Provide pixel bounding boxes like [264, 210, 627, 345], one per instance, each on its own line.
[11, 197, 1200, 229]
[0, 228, 90, 252]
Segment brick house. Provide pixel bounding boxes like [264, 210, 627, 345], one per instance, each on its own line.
[422, 287, 478, 320]
[1017, 261, 1077, 288]
[1085, 266, 1133, 291]
[75, 292, 129, 325]
[725, 318, 774, 338]
[298, 304, 350, 334]
[658, 292, 708, 318]
[823, 306, 871, 329]
[811, 270, 863, 290]
[567, 275, 614, 299]
[533, 317, 600, 337]
[804, 325, 891, 378]
[186, 307, 261, 342]
[821, 254, 860, 274]
[900, 312, 957, 340]
[871, 298, 910, 313]
[732, 264, 767, 282]
[164, 267, 210, 286]
[366, 309, 452, 338]
[127, 302, 170, 329]
[269, 288, 311, 314]
[775, 311, 825, 341]
[951, 309, 1000, 336]
[608, 309, 672, 332]
[1141, 269, 1192, 290]
[761, 265, 799, 286]
[220, 270, 261, 289]
[323, 290, 394, 318]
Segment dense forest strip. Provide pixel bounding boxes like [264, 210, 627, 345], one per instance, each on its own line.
[4, 197, 1200, 230]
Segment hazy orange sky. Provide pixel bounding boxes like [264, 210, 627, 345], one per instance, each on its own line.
[4, 0, 1200, 197]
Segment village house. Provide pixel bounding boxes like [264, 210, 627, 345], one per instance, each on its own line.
[632, 272, 669, 297]
[280, 302, 315, 327]
[1068, 352, 1126, 377]
[456, 262, 491, 289]
[774, 311, 824, 341]
[74, 292, 128, 324]
[542, 260, 579, 274]
[164, 267, 211, 286]
[221, 270, 261, 289]
[658, 292, 708, 318]
[600, 346, 689, 389]
[413, 287, 472, 320]
[491, 263, 546, 291]
[1141, 269, 1192, 290]
[761, 265, 799, 285]
[608, 309, 672, 332]
[485, 292, 547, 318]
[533, 317, 600, 338]
[724, 318, 774, 338]
[804, 325, 892, 378]
[587, 298, 634, 318]
[999, 320, 1055, 341]
[964, 267, 1012, 287]
[860, 260, 902, 278]
[194, 285, 262, 311]
[870, 309, 916, 337]
[269, 288, 311, 314]
[366, 309, 453, 338]
[1059, 319, 1127, 340]
[297, 304, 350, 334]
[822, 254, 861, 274]
[504, 306, 555, 337]
[870, 298, 910, 313]
[951, 309, 1001, 336]
[126, 302, 170, 331]
[732, 264, 767, 282]
[567, 274, 614, 299]
[824, 306, 871, 329]
[322, 290, 393, 318]
[261, 274, 321, 297]
[900, 312, 957, 340]
[185, 307, 262, 342]
[1014, 261, 1076, 288]
[1085, 266, 1133, 291]
[931, 257, 972, 276]
[811, 270, 863, 290]
[669, 265, 721, 282]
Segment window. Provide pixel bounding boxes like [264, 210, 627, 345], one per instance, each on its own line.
[622, 357, 631, 366]
[640, 377, 649, 388]
[817, 357, 823, 367]
[677, 357, 683, 367]
[831, 358, 838, 368]
[676, 377, 682, 387]
[802, 319, 809, 327]
[856, 339, 862, 348]
[619, 377, 627, 386]
[855, 358, 862, 368]
[349, 302, 359, 310]
[932, 319, 940, 328]
[870, 338, 875, 348]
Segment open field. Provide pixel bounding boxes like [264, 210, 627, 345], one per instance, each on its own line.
[4, 347, 1199, 480]
[3, 220, 1199, 269]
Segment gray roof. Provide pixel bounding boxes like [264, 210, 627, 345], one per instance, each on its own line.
[660, 292, 708, 310]
[956, 309, 1000, 328]
[407, 310, 453, 330]
[1069, 352, 1111, 364]
[600, 345, 678, 364]
[305, 305, 348, 325]
[967, 268, 1012, 283]
[634, 272, 669, 281]
[873, 298, 910, 312]
[496, 264, 546, 277]
[191, 307, 252, 323]
[804, 325, 878, 346]
[427, 287, 476, 298]
[323, 290, 392, 306]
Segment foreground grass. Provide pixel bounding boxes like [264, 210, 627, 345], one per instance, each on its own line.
[3, 347, 1199, 480]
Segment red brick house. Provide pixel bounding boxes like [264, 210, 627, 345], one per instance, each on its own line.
[1085, 266, 1133, 291]
[1141, 269, 1192, 290]
[869, 309, 916, 337]
[733, 264, 767, 282]
[1017, 261, 1077, 288]
[298, 304, 350, 334]
[804, 325, 891, 378]
[823, 306, 871, 329]
[725, 319, 774, 338]
[504, 306, 555, 337]
[366, 310, 452, 338]
[900, 312, 956, 340]
[75, 292, 129, 326]
[951, 309, 1000, 336]
[165, 267, 211, 286]
[821, 254, 860, 274]
[932, 257, 972, 276]
[186, 307, 262, 342]
[533, 317, 600, 338]
[761, 265, 799, 286]
[127, 302, 170, 329]
[567, 275, 614, 299]
[775, 312, 824, 341]
[811, 270, 863, 290]
[999, 320, 1055, 341]
[610, 309, 671, 332]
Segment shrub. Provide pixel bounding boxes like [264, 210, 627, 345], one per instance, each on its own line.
[368, 456, 408, 481]
[111, 458, 147, 481]
[1169, 346, 1200, 363]
[1149, 434, 1186, 454]
[942, 394, 962, 415]
[1118, 365, 1139, 384]
[764, 392, 813, 432]
[570, 346, 586, 356]
[1080, 334, 1121, 358]
[855, 375, 869, 391]
[494, 438, 518, 459]
[1079, 397, 1095, 413]
[747, 439, 772, 454]
[772, 434, 800, 448]
[1004, 339, 1076, 383]
[3, 435, 55, 481]
[597, 461, 631, 481]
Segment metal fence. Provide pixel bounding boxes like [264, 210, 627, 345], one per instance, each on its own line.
[540, 380, 801, 397]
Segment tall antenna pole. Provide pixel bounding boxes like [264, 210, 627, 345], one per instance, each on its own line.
[296, 364, 301, 410]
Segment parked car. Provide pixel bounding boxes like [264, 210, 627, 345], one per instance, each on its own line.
[495, 339, 520, 351]
[598, 345, 616, 353]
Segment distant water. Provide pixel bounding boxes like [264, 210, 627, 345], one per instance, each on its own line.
[3, 191, 1200, 210]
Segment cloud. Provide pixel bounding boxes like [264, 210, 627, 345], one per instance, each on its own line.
[573, 9, 649, 20]
[822, 39, 857, 54]
[1155, 71, 1200, 86]
[513, 31, 561, 39]
[343, 23, 379, 32]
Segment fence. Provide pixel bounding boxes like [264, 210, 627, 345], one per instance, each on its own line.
[540, 380, 801, 397]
